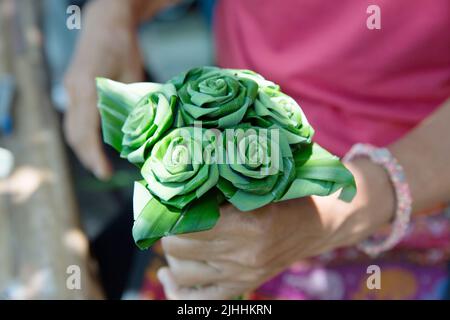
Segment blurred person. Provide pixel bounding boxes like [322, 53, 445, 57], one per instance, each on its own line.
[64, 0, 450, 299]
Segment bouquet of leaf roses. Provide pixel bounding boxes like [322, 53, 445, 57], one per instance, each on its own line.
[96, 67, 356, 250]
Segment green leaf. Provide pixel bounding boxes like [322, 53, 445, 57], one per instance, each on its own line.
[96, 78, 176, 155]
[278, 178, 334, 200]
[132, 188, 220, 250]
[141, 127, 219, 207]
[229, 190, 275, 212]
[227, 158, 295, 211]
[133, 180, 153, 220]
[217, 178, 237, 199]
[244, 87, 314, 146]
[132, 194, 182, 250]
[173, 67, 259, 129]
[96, 78, 136, 152]
[161, 191, 198, 209]
[170, 191, 220, 235]
[280, 143, 357, 202]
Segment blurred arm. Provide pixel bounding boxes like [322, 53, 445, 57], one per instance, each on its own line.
[63, 0, 179, 178]
[129, 0, 181, 23]
[89, 0, 180, 26]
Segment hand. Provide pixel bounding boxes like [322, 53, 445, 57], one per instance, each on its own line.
[63, 0, 144, 179]
[158, 159, 395, 299]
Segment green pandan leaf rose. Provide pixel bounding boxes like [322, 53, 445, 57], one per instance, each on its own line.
[170, 67, 259, 128]
[217, 125, 295, 211]
[141, 127, 219, 209]
[96, 78, 174, 154]
[246, 86, 314, 145]
[230, 69, 279, 90]
[120, 83, 177, 165]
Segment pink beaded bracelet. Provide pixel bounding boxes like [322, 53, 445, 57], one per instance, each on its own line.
[343, 143, 412, 257]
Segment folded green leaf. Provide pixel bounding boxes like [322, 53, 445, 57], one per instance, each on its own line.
[96, 78, 177, 165]
[280, 143, 356, 202]
[170, 191, 220, 235]
[171, 67, 258, 128]
[132, 185, 220, 250]
[132, 189, 182, 249]
[217, 125, 295, 211]
[121, 89, 177, 165]
[229, 69, 279, 90]
[245, 86, 314, 145]
[141, 127, 219, 209]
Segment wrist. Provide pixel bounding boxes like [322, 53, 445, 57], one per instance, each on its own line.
[319, 158, 396, 249]
[348, 158, 395, 228]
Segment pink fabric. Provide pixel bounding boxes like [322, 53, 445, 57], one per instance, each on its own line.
[214, 0, 450, 156]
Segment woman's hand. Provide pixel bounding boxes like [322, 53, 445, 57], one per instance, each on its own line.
[158, 158, 395, 299]
[63, 0, 144, 179]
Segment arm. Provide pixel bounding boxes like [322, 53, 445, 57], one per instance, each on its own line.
[129, 0, 180, 23]
[64, 0, 177, 179]
[390, 97, 450, 214]
[158, 98, 450, 299]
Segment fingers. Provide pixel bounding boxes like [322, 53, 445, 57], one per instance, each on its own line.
[176, 203, 256, 242]
[63, 76, 112, 180]
[158, 205, 276, 300]
[162, 236, 229, 261]
[157, 267, 245, 300]
[118, 49, 144, 84]
[166, 255, 224, 287]
[173, 205, 237, 241]
[78, 134, 112, 179]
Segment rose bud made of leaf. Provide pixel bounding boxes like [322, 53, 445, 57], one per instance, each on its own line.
[120, 83, 177, 165]
[141, 127, 219, 209]
[170, 67, 259, 128]
[245, 86, 314, 146]
[217, 125, 295, 211]
[230, 69, 279, 90]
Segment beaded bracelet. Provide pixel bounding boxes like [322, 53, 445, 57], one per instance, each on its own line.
[343, 143, 412, 257]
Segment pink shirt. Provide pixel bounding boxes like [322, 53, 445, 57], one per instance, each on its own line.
[214, 0, 450, 156]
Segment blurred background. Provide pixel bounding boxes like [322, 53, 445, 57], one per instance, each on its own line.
[0, 0, 214, 299]
[1, 0, 449, 301]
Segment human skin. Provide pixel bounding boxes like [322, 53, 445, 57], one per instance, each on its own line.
[64, 0, 450, 299]
[64, 0, 175, 179]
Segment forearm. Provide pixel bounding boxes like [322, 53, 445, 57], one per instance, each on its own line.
[70, 0, 177, 78]
[86, 0, 178, 27]
[130, 0, 180, 23]
[331, 98, 450, 246]
[390, 97, 450, 214]
[310, 97, 450, 250]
